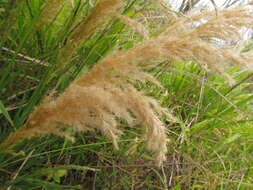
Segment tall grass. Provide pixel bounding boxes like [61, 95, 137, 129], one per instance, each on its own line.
[1, 0, 253, 189]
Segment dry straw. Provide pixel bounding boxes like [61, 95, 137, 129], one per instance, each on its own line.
[1, 3, 253, 166]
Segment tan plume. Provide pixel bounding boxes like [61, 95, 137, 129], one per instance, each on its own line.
[59, 0, 123, 66]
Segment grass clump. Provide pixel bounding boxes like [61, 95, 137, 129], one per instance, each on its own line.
[1, 0, 253, 189]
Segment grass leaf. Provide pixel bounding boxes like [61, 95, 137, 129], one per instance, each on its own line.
[0, 100, 14, 127]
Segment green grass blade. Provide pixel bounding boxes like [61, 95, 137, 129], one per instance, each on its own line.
[0, 100, 14, 128]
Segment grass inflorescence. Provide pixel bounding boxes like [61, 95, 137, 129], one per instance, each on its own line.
[1, 0, 253, 189]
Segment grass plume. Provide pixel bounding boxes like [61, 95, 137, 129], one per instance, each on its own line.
[59, 0, 123, 66]
[112, 13, 150, 39]
[1, 4, 253, 166]
[38, 0, 65, 27]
